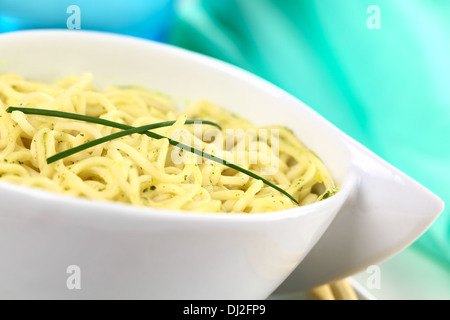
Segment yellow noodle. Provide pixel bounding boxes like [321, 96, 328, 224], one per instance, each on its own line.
[0, 73, 337, 213]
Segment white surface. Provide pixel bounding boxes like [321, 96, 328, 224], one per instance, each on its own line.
[0, 30, 445, 299]
[352, 246, 450, 300]
[271, 246, 450, 300]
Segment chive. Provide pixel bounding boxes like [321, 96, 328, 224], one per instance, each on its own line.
[6, 107, 222, 131]
[44, 117, 218, 162]
[6, 106, 299, 205]
[321, 191, 331, 200]
[46, 122, 178, 163]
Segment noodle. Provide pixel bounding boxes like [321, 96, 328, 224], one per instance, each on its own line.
[0, 73, 337, 213]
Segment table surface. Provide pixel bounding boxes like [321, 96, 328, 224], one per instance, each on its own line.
[351, 246, 450, 300]
[270, 246, 450, 300]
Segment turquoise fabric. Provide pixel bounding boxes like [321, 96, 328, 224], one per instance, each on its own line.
[169, 0, 450, 266]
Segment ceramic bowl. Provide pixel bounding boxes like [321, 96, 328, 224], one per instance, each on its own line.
[0, 30, 444, 299]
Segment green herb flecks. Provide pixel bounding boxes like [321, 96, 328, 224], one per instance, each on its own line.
[6, 106, 299, 205]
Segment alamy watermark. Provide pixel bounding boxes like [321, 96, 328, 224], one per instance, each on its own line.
[67, 5, 81, 30]
[169, 124, 280, 175]
[66, 265, 81, 290]
[367, 5, 381, 30]
[366, 264, 381, 290]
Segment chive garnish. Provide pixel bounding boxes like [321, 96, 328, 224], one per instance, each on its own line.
[6, 106, 299, 205]
[46, 121, 188, 164]
[6, 107, 222, 131]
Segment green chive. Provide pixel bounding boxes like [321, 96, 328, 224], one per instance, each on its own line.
[46, 121, 183, 164]
[6, 106, 299, 205]
[6, 107, 222, 131]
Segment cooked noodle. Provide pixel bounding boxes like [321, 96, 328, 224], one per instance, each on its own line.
[0, 73, 337, 213]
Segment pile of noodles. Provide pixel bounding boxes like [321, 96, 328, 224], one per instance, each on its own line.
[0, 73, 336, 213]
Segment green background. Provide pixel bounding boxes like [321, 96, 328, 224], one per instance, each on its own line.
[169, 0, 449, 267]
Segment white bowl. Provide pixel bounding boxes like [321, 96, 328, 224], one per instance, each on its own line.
[0, 30, 444, 299]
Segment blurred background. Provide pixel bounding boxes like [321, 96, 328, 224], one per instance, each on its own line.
[0, 0, 449, 299]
